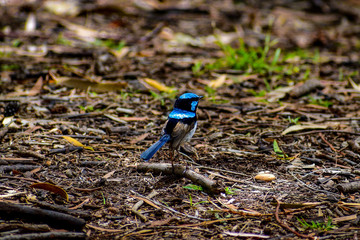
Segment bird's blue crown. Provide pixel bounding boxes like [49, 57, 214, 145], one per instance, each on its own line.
[178, 93, 200, 100]
[174, 93, 202, 113]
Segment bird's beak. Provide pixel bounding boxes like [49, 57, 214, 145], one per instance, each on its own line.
[199, 96, 204, 99]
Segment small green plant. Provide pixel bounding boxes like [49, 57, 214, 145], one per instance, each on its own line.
[206, 35, 283, 75]
[288, 116, 300, 125]
[302, 67, 311, 80]
[204, 87, 229, 104]
[248, 89, 267, 97]
[150, 91, 166, 106]
[120, 91, 131, 100]
[183, 184, 203, 191]
[88, 91, 98, 97]
[12, 39, 22, 47]
[92, 39, 126, 51]
[338, 68, 343, 81]
[0, 64, 20, 71]
[79, 105, 94, 112]
[188, 194, 193, 206]
[308, 96, 333, 108]
[297, 217, 336, 232]
[56, 33, 72, 46]
[224, 187, 235, 195]
[150, 91, 178, 107]
[204, 86, 216, 100]
[273, 140, 287, 158]
[101, 192, 106, 205]
[192, 61, 204, 77]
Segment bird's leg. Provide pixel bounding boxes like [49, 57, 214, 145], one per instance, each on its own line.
[170, 149, 174, 173]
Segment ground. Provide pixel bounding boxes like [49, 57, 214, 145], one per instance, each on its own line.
[1, 0, 360, 239]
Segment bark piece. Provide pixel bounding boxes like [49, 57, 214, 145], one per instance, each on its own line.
[337, 181, 360, 193]
[289, 79, 324, 98]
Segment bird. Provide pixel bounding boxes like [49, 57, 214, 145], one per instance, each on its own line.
[141, 93, 202, 167]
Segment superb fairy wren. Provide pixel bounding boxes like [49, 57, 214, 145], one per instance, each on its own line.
[141, 93, 202, 167]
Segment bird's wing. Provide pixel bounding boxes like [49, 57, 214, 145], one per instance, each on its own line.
[170, 120, 195, 149]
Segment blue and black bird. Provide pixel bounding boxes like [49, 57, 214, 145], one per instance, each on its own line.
[141, 93, 202, 166]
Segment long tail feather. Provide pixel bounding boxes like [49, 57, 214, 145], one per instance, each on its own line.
[141, 134, 171, 161]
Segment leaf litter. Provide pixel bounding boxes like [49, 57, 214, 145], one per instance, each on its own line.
[1, 0, 360, 239]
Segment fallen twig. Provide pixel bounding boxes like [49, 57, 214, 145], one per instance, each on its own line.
[137, 163, 222, 193]
[130, 190, 207, 221]
[0, 165, 42, 172]
[0, 232, 86, 240]
[30, 200, 91, 219]
[14, 149, 45, 160]
[131, 190, 159, 222]
[0, 202, 86, 231]
[0, 223, 50, 232]
[274, 197, 315, 239]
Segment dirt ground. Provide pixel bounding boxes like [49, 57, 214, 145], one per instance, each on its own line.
[1, 0, 360, 239]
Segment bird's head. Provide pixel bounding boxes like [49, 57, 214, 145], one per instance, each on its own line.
[174, 93, 202, 112]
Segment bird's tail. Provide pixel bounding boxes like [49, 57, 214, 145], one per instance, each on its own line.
[141, 134, 171, 161]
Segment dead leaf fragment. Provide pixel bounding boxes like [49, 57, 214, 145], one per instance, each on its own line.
[28, 76, 43, 96]
[349, 77, 360, 92]
[50, 71, 127, 92]
[266, 86, 294, 102]
[281, 124, 328, 135]
[62, 136, 94, 151]
[332, 214, 357, 224]
[103, 170, 116, 179]
[30, 182, 69, 201]
[209, 74, 227, 89]
[130, 133, 150, 144]
[44, 1, 80, 17]
[62, 136, 85, 147]
[141, 78, 176, 93]
[119, 116, 148, 122]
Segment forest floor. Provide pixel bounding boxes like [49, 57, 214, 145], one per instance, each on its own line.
[1, 0, 360, 239]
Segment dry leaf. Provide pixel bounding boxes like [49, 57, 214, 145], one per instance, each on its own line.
[209, 74, 227, 89]
[50, 71, 127, 92]
[281, 124, 328, 135]
[141, 78, 176, 93]
[30, 182, 69, 201]
[119, 116, 148, 122]
[104, 114, 127, 124]
[62, 136, 85, 147]
[28, 76, 43, 96]
[130, 133, 150, 144]
[2, 116, 14, 127]
[103, 170, 116, 179]
[349, 77, 360, 91]
[332, 214, 357, 224]
[266, 86, 294, 102]
[25, 13, 36, 32]
[110, 47, 130, 60]
[62, 136, 94, 151]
